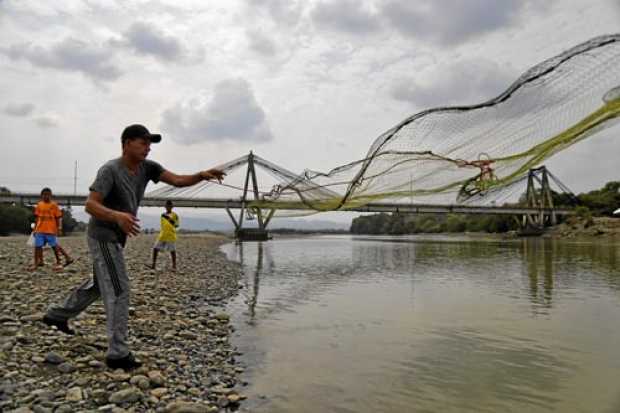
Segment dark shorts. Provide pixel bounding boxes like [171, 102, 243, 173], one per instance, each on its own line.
[34, 233, 57, 248]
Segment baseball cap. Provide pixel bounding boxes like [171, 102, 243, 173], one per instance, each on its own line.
[121, 124, 162, 144]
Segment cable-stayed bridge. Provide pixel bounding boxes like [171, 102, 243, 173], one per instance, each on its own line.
[1, 153, 575, 239]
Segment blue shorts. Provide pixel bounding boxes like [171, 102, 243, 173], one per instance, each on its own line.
[34, 233, 58, 248]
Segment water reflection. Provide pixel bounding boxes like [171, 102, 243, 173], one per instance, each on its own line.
[238, 241, 268, 324]
[226, 236, 620, 329]
[523, 239, 555, 309]
[222, 236, 620, 413]
[228, 237, 420, 327]
[351, 240, 418, 274]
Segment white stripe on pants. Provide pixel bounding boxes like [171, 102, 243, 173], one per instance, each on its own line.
[46, 237, 130, 359]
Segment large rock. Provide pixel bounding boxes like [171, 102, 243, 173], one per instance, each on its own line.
[7, 407, 34, 413]
[164, 401, 211, 413]
[129, 375, 151, 390]
[30, 389, 55, 402]
[108, 387, 142, 404]
[147, 370, 165, 387]
[7, 408, 35, 413]
[214, 313, 230, 322]
[44, 352, 64, 365]
[57, 362, 76, 374]
[65, 386, 83, 401]
[150, 387, 168, 398]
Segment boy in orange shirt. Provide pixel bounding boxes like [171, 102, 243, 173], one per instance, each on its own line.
[31, 187, 73, 271]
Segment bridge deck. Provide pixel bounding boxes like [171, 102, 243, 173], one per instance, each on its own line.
[0, 193, 574, 216]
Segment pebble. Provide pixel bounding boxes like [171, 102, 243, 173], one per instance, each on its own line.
[32, 405, 53, 413]
[65, 386, 83, 401]
[7, 407, 34, 413]
[57, 362, 76, 374]
[30, 389, 55, 402]
[215, 313, 230, 322]
[89, 360, 105, 368]
[150, 387, 168, 398]
[44, 352, 64, 365]
[109, 387, 142, 404]
[164, 401, 210, 413]
[148, 370, 165, 387]
[5, 371, 19, 379]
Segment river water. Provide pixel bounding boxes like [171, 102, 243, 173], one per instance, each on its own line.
[221, 235, 620, 413]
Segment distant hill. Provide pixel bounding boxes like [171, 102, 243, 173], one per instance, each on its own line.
[138, 213, 350, 232]
[72, 209, 350, 232]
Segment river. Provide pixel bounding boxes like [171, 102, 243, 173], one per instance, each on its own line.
[221, 235, 620, 413]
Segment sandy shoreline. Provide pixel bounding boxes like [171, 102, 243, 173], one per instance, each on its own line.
[0, 234, 246, 412]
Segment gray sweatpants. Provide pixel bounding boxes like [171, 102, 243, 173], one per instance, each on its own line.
[46, 237, 130, 359]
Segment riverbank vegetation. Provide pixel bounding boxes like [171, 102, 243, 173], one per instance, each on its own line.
[350, 181, 620, 235]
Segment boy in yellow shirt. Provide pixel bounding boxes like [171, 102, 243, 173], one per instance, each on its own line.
[150, 200, 179, 271]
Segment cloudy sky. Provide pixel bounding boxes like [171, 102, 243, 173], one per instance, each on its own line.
[1, 0, 619, 222]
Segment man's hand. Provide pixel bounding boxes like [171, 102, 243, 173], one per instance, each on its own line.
[200, 168, 226, 183]
[114, 212, 141, 236]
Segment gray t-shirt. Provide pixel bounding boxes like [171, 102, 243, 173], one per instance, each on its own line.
[88, 158, 164, 245]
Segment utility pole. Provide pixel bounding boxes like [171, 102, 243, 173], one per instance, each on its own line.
[73, 160, 78, 195]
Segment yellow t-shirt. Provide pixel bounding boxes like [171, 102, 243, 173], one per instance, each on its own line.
[34, 201, 62, 235]
[158, 212, 179, 242]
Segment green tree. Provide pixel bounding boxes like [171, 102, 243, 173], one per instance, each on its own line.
[0, 204, 33, 236]
[445, 214, 467, 232]
[388, 213, 407, 235]
[578, 181, 620, 216]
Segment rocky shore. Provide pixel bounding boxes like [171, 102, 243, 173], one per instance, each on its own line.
[0, 234, 246, 413]
[545, 216, 620, 238]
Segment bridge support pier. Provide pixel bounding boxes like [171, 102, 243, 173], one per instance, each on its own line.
[518, 166, 558, 235]
[227, 151, 272, 241]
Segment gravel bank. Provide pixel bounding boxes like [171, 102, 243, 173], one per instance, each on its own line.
[0, 233, 246, 412]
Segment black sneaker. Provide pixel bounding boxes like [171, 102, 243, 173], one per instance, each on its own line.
[105, 353, 142, 371]
[42, 316, 75, 335]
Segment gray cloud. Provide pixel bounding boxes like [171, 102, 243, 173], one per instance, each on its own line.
[390, 58, 517, 108]
[381, 0, 532, 46]
[110, 21, 205, 64]
[2, 37, 122, 82]
[161, 78, 273, 145]
[34, 114, 60, 128]
[120, 22, 184, 61]
[4, 103, 35, 117]
[311, 0, 381, 34]
[246, 0, 305, 27]
[246, 28, 278, 57]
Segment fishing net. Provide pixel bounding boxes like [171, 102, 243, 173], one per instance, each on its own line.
[149, 34, 620, 214]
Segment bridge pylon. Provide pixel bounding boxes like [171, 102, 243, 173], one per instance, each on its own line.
[225, 151, 273, 241]
[518, 166, 575, 234]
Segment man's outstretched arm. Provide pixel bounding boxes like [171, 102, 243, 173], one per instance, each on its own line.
[159, 168, 226, 188]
